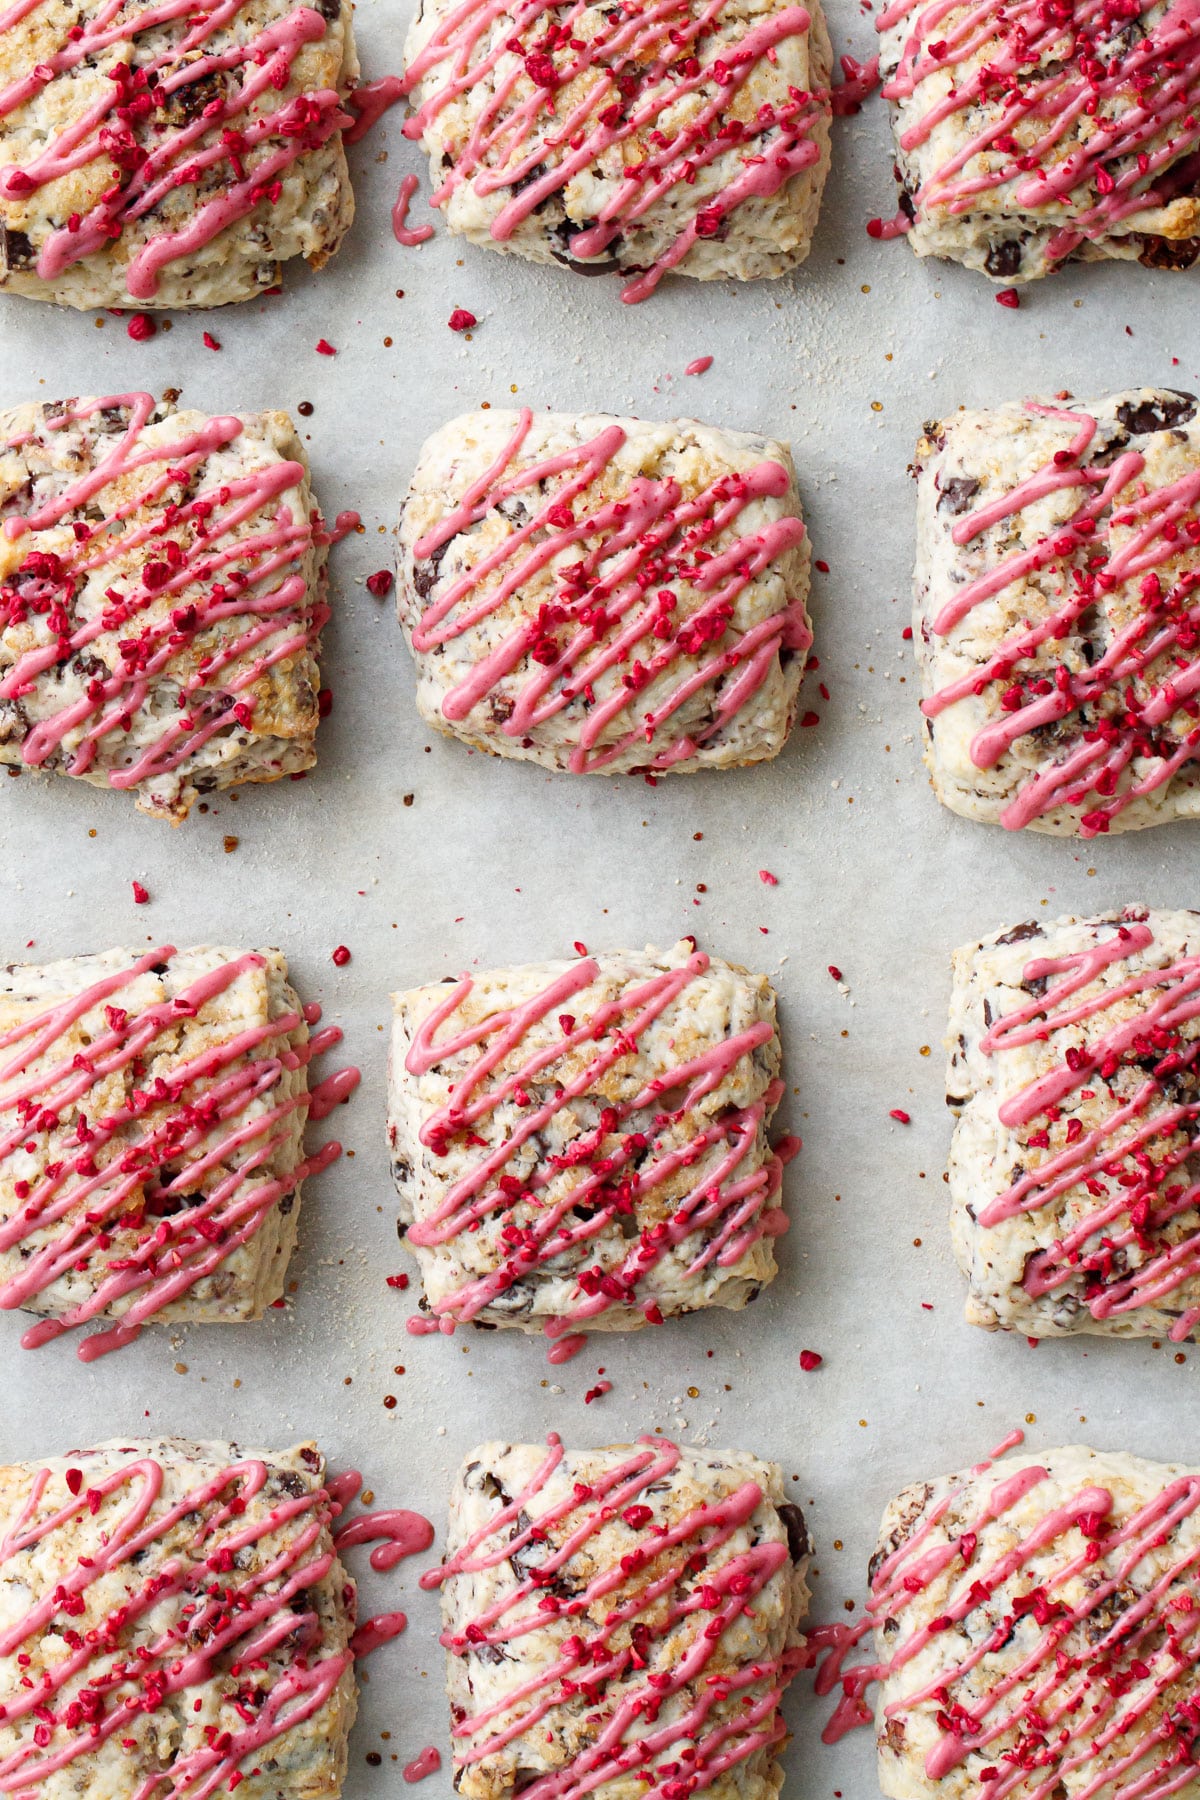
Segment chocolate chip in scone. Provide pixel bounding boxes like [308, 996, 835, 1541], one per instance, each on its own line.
[1115, 392, 1197, 435]
[937, 476, 979, 516]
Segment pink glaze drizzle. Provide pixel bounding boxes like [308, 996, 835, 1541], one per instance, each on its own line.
[403, 1746, 443, 1781]
[344, 74, 407, 143]
[0, 1449, 428, 1794]
[398, 947, 789, 1352]
[397, 0, 828, 303]
[873, 0, 1200, 262]
[976, 910, 1200, 1341]
[922, 398, 1200, 835]
[421, 1433, 803, 1798]
[810, 1443, 1200, 1800]
[408, 408, 810, 771]
[0, 393, 332, 800]
[0, 4, 352, 297]
[393, 172, 435, 244]
[0, 943, 358, 1359]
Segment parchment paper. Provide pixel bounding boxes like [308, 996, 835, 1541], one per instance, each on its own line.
[1, 9, 1199, 1790]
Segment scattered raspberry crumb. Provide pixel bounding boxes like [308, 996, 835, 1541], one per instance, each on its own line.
[995, 288, 1019, 309]
[315, 338, 337, 356]
[126, 313, 155, 341]
[366, 569, 395, 598]
[202, 331, 221, 351]
[890, 1108, 911, 1124]
[800, 711, 819, 727]
[332, 945, 352, 966]
[573, 940, 588, 955]
[386, 1272, 410, 1290]
[131, 881, 149, 904]
[827, 964, 843, 980]
[318, 688, 333, 718]
[270, 1297, 287, 1309]
[1027, 1336, 1040, 1348]
[814, 559, 830, 573]
[584, 1381, 612, 1403]
[643, 1302, 664, 1326]
[921, 1302, 933, 1311]
[901, 625, 913, 639]
[448, 308, 477, 331]
[799, 1350, 823, 1371]
[758, 869, 778, 885]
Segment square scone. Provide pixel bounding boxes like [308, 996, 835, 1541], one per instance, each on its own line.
[868, 1442, 1200, 1800]
[388, 940, 791, 1344]
[875, 0, 1200, 281]
[913, 389, 1200, 836]
[0, 393, 329, 822]
[400, 0, 833, 301]
[426, 1435, 811, 1800]
[946, 906, 1200, 1341]
[0, 943, 341, 1360]
[397, 409, 813, 777]
[0, 1436, 357, 1799]
[0, 0, 357, 309]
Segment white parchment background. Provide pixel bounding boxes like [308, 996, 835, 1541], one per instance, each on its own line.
[1, 0, 1199, 1789]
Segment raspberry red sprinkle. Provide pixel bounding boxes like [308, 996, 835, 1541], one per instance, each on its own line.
[995, 288, 1020, 309]
[814, 559, 830, 573]
[799, 1350, 823, 1371]
[386, 1272, 410, 1290]
[800, 711, 819, 727]
[131, 881, 149, 904]
[315, 338, 337, 356]
[448, 308, 477, 331]
[901, 625, 913, 639]
[366, 569, 395, 598]
[573, 940, 588, 955]
[827, 965, 843, 980]
[890, 1108, 911, 1124]
[202, 331, 221, 351]
[64, 1468, 83, 1495]
[758, 869, 778, 886]
[126, 313, 155, 341]
[583, 1381, 612, 1403]
[331, 945, 352, 966]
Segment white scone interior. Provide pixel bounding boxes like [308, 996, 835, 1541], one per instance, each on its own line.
[0, 393, 328, 821]
[430, 1435, 810, 1800]
[397, 408, 813, 777]
[0, 0, 358, 309]
[0, 1436, 357, 1800]
[946, 906, 1200, 1340]
[912, 389, 1200, 836]
[388, 940, 791, 1340]
[869, 1442, 1200, 1800]
[400, 0, 832, 297]
[0, 943, 329, 1358]
[875, 0, 1200, 281]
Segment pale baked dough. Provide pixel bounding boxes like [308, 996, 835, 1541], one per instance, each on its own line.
[947, 907, 1200, 1339]
[876, 0, 1200, 281]
[0, 0, 357, 309]
[913, 390, 1200, 835]
[401, 0, 832, 296]
[434, 1437, 810, 1800]
[0, 945, 320, 1355]
[0, 394, 327, 822]
[388, 941, 789, 1336]
[871, 1443, 1200, 1800]
[397, 409, 813, 776]
[0, 1436, 357, 1800]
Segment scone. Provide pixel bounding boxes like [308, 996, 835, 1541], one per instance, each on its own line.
[946, 906, 1200, 1341]
[867, 1442, 1200, 1800]
[388, 940, 792, 1344]
[397, 409, 813, 776]
[399, 0, 833, 301]
[875, 0, 1200, 281]
[0, 1436, 357, 1799]
[425, 1434, 811, 1800]
[0, 944, 345, 1360]
[0, 393, 329, 822]
[0, 0, 357, 309]
[913, 389, 1200, 836]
